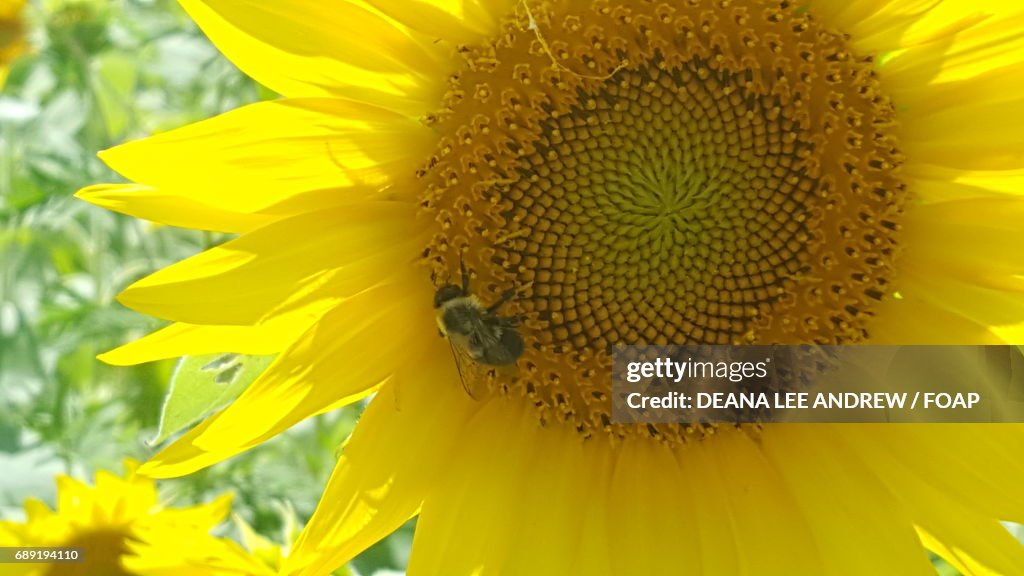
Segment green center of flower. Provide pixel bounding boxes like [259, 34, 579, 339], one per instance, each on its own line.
[420, 0, 904, 442]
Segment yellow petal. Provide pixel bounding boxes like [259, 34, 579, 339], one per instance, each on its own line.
[902, 97, 1024, 170]
[865, 294, 1002, 344]
[284, 355, 477, 576]
[890, 60, 1024, 124]
[836, 427, 1024, 575]
[810, 0, 964, 54]
[761, 426, 936, 575]
[76, 183, 276, 233]
[842, 425, 1024, 574]
[139, 279, 436, 478]
[364, 0, 507, 44]
[126, 520, 276, 576]
[920, 519, 1024, 576]
[994, 321, 1024, 343]
[76, 184, 275, 234]
[684, 429, 826, 575]
[97, 310, 323, 366]
[22, 499, 51, 523]
[883, 7, 1024, 87]
[845, 425, 1024, 523]
[498, 425, 592, 576]
[55, 476, 92, 517]
[904, 198, 1024, 285]
[406, 399, 540, 575]
[117, 202, 422, 325]
[608, 440, 700, 576]
[178, 0, 443, 113]
[565, 440, 615, 575]
[233, 513, 278, 561]
[905, 165, 1024, 204]
[98, 98, 435, 215]
[154, 493, 234, 531]
[850, 0, 1007, 57]
[93, 467, 158, 522]
[902, 273, 1024, 330]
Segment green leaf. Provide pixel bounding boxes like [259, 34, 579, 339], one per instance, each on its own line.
[5, 177, 46, 210]
[152, 353, 274, 445]
[91, 52, 138, 137]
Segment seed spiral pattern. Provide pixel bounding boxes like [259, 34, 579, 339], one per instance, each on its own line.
[420, 0, 904, 441]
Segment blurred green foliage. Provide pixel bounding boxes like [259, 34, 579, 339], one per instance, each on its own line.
[0, 1, 408, 574]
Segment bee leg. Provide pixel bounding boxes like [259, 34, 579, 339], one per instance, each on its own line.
[496, 315, 523, 328]
[486, 289, 516, 314]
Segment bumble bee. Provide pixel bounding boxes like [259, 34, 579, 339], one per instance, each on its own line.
[434, 260, 524, 399]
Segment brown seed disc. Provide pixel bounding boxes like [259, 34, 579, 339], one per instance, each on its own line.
[419, 0, 904, 442]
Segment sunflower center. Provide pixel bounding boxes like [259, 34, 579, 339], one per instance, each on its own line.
[49, 528, 133, 576]
[420, 0, 904, 442]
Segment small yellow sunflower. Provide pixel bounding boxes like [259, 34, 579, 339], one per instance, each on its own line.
[0, 0, 27, 87]
[0, 461, 233, 576]
[124, 513, 281, 576]
[124, 492, 340, 576]
[79, 0, 1024, 574]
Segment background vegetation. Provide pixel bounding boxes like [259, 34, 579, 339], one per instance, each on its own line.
[0, 1, 1014, 575]
[0, 1, 409, 574]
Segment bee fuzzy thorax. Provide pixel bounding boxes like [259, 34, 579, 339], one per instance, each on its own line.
[435, 294, 482, 336]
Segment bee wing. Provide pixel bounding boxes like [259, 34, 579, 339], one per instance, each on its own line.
[447, 338, 494, 400]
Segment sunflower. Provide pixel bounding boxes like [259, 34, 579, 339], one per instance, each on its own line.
[125, 490, 320, 576]
[0, 461, 233, 576]
[78, 0, 1024, 574]
[124, 512, 282, 576]
[0, 0, 27, 87]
